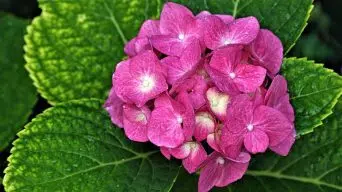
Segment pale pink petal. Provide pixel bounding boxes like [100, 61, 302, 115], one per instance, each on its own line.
[104, 87, 124, 128]
[122, 104, 150, 142]
[148, 107, 185, 148]
[194, 111, 216, 141]
[196, 11, 211, 19]
[206, 87, 231, 121]
[207, 132, 220, 152]
[224, 16, 260, 45]
[160, 147, 172, 160]
[124, 38, 137, 57]
[204, 15, 230, 50]
[198, 153, 224, 192]
[233, 64, 267, 93]
[159, 2, 194, 35]
[243, 129, 269, 154]
[138, 20, 160, 37]
[171, 142, 192, 159]
[253, 105, 293, 146]
[269, 129, 296, 156]
[249, 29, 283, 75]
[183, 142, 207, 173]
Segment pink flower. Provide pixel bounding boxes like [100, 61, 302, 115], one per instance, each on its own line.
[122, 104, 150, 142]
[198, 152, 250, 192]
[207, 124, 223, 152]
[248, 29, 283, 76]
[148, 92, 195, 148]
[151, 2, 202, 56]
[204, 15, 259, 50]
[124, 20, 161, 57]
[196, 11, 234, 24]
[206, 45, 267, 94]
[221, 94, 293, 158]
[171, 141, 207, 173]
[114, 51, 168, 107]
[194, 111, 216, 141]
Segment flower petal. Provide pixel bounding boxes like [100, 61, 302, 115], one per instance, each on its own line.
[194, 111, 216, 141]
[269, 129, 296, 156]
[224, 16, 260, 45]
[171, 142, 192, 159]
[206, 87, 231, 121]
[249, 29, 283, 75]
[138, 20, 160, 37]
[243, 129, 269, 154]
[104, 87, 124, 128]
[160, 147, 172, 160]
[253, 105, 293, 146]
[151, 34, 198, 56]
[204, 15, 230, 50]
[198, 152, 224, 192]
[148, 107, 185, 148]
[176, 91, 196, 140]
[183, 142, 207, 173]
[233, 63, 267, 93]
[122, 104, 150, 142]
[124, 38, 137, 57]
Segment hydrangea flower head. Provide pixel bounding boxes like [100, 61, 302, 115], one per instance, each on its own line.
[105, 2, 295, 192]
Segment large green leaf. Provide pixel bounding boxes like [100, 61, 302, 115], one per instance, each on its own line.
[172, 99, 342, 192]
[282, 58, 342, 135]
[169, 0, 313, 53]
[3, 99, 180, 191]
[25, 0, 161, 104]
[0, 14, 37, 151]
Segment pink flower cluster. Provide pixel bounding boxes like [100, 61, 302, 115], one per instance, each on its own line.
[104, 2, 295, 192]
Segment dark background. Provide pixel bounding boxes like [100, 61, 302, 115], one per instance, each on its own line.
[0, 0, 341, 191]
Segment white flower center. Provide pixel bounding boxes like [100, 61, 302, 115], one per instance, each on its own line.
[178, 33, 185, 41]
[140, 75, 155, 93]
[176, 115, 183, 124]
[216, 157, 225, 165]
[136, 113, 147, 123]
[229, 72, 236, 79]
[195, 112, 215, 130]
[247, 124, 254, 131]
[206, 88, 230, 116]
[223, 38, 233, 45]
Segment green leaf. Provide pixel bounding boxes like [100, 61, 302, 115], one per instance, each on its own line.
[281, 58, 342, 135]
[25, 0, 161, 104]
[3, 99, 180, 192]
[0, 14, 37, 151]
[168, 0, 313, 53]
[172, 99, 342, 192]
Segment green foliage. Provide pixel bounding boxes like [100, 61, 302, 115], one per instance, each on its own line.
[168, 0, 313, 53]
[3, 99, 180, 192]
[282, 58, 342, 135]
[172, 99, 342, 191]
[0, 14, 37, 151]
[25, 0, 161, 105]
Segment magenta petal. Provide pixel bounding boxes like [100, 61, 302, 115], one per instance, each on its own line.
[265, 75, 294, 122]
[104, 87, 124, 128]
[233, 64, 267, 93]
[207, 133, 220, 152]
[138, 20, 160, 37]
[124, 38, 137, 57]
[220, 130, 244, 159]
[176, 91, 196, 140]
[194, 112, 216, 141]
[215, 14, 234, 24]
[204, 15, 230, 50]
[160, 147, 172, 160]
[269, 129, 296, 156]
[243, 129, 269, 154]
[134, 37, 152, 54]
[215, 155, 249, 187]
[224, 16, 260, 45]
[159, 2, 194, 35]
[151, 34, 198, 56]
[198, 152, 224, 192]
[171, 142, 192, 159]
[115, 51, 168, 107]
[183, 142, 207, 173]
[249, 29, 283, 75]
[122, 104, 150, 142]
[253, 105, 293, 146]
[148, 107, 185, 148]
